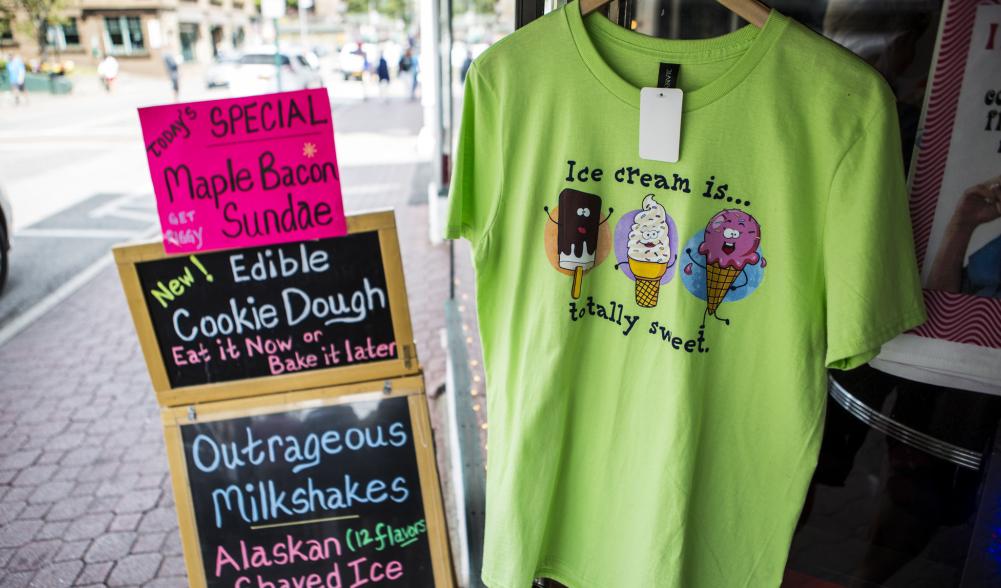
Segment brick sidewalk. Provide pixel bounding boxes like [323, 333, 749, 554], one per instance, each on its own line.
[0, 97, 469, 587]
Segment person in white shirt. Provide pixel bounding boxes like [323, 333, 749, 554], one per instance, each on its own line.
[97, 55, 119, 92]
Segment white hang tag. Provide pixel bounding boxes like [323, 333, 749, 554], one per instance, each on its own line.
[639, 87, 683, 163]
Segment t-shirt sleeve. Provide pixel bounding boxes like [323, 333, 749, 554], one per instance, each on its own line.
[824, 89, 927, 370]
[445, 62, 503, 248]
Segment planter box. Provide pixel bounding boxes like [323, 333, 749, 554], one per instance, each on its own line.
[1, 72, 73, 94]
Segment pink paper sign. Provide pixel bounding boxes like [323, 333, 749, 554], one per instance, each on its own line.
[139, 89, 346, 253]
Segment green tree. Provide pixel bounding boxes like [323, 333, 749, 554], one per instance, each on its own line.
[377, 0, 410, 25]
[454, 0, 495, 15]
[0, 0, 68, 57]
[345, 0, 368, 14]
[345, 0, 414, 26]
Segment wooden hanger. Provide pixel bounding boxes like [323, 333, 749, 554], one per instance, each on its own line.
[579, 0, 770, 28]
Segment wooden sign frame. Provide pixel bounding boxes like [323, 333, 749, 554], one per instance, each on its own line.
[161, 374, 456, 588]
[114, 209, 419, 407]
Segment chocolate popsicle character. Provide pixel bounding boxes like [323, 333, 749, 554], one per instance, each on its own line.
[549, 188, 604, 299]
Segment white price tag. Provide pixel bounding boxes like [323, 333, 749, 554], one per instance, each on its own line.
[639, 87, 683, 163]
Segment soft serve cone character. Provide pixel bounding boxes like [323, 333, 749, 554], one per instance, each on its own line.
[625, 194, 673, 307]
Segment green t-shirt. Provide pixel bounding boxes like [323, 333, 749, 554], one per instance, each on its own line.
[446, 4, 926, 587]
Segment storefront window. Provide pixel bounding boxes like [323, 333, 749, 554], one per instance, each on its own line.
[104, 16, 146, 56]
[232, 26, 246, 48]
[48, 17, 81, 50]
[459, 3, 998, 588]
[0, 17, 15, 45]
[179, 22, 200, 61]
[62, 18, 80, 47]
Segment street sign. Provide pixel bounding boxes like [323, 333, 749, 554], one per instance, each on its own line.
[113, 210, 419, 407]
[162, 376, 455, 588]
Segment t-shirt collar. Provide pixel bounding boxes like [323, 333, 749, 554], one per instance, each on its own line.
[565, 1, 789, 112]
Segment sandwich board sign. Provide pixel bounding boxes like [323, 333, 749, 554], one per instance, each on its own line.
[162, 375, 455, 587]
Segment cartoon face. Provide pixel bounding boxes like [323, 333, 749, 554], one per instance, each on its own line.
[639, 227, 665, 244]
[698, 209, 761, 270]
[557, 188, 602, 270]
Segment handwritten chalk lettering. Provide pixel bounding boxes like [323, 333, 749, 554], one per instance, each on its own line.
[231, 244, 330, 283]
[216, 337, 241, 360]
[173, 342, 212, 366]
[230, 558, 403, 588]
[344, 338, 396, 363]
[245, 335, 294, 356]
[138, 232, 394, 387]
[180, 396, 433, 588]
[210, 94, 331, 139]
[222, 539, 339, 579]
[191, 422, 409, 475]
[318, 338, 396, 367]
[346, 557, 404, 586]
[210, 475, 410, 528]
[217, 534, 342, 577]
[283, 280, 386, 326]
[268, 352, 319, 374]
[149, 256, 214, 308]
[172, 297, 281, 342]
[146, 106, 196, 158]
[234, 571, 342, 588]
[345, 520, 427, 553]
[170, 281, 386, 342]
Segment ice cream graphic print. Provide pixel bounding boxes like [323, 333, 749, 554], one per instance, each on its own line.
[544, 188, 613, 299]
[682, 209, 766, 325]
[614, 194, 677, 308]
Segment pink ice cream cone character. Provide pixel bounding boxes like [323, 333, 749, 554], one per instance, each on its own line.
[697, 209, 762, 317]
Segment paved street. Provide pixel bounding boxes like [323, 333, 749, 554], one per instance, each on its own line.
[0, 72, 482, 586]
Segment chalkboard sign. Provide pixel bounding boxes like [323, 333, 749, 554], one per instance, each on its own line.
[162, 376, 455, 588]
[114, 210, 418, 406]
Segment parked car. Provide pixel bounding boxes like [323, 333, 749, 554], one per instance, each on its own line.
[205, 51, 240, 88]
[0, 184, 12, 294]
[291, 49, 322, 84]
[229, 48, 323, 95]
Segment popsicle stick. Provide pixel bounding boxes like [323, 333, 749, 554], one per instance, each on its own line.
[571, 266, 584, 299]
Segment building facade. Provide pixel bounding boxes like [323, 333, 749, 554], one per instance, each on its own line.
[2, 0, 258, 74]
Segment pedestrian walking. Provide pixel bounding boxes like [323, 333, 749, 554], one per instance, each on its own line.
[97, 54, 119, 92]
[7, 53, 27, 105]
[399, 48, 418, 100]
[376, 54, 390, 100]
[163, 51, 180, 101]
